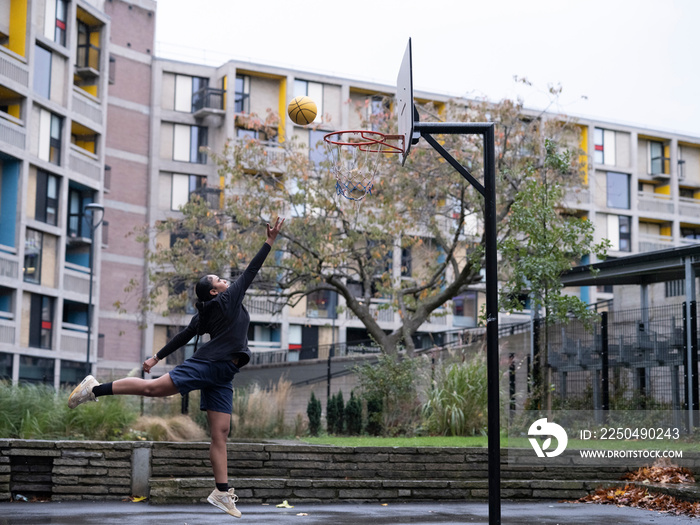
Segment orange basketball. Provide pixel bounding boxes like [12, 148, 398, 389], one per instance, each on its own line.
[287, 96, 318, 125]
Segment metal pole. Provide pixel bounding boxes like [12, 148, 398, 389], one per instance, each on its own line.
[414, 121, 500, 524]
[86, 236, 94, 376]
[84, 204, 104, 377]
[483, 124, 501, 525]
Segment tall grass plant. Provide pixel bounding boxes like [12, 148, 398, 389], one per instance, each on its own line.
[422, 355, 489, 436]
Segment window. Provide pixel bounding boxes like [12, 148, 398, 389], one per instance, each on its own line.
[0, 352, 11, 380]
[681, 227, 700, 240]
[171, 174, 206, 210]
[23, 229, 43, 283]
[236, 128, 266, 141]
[173, 124, 208, 163]
[33, 45, 52, 99]
[306, 290, 337, 319]
[308, 129, 329, 166]
[294, 79, 322, 124]
[369, 95, 390, 131]
[665, 279, 685, 298]
[39, 110, 63, 165]
[45, 0, 68, 46]
[76, 20, 100, 70]
[649, 140, 667, 175]
[19, 356, 55, 384]
[594, 128, 615, 165]
[234, 75, 250, 113]
[401, 247, 412, 277]
[67, 187, 96, 239]
[190, 76, 209, 111]
[36, 171, 59, 225]
[606, 172, 630, 209]
[606, 215, 630, 252]
[29, 294, 54, 349]
[0, 287, 13, 318]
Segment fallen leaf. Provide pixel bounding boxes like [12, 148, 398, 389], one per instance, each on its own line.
[276, 500, 294, 508]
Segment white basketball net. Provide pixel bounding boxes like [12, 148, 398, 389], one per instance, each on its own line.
[324, 131, 401, 206]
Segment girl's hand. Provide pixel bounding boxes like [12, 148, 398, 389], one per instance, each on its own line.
[266, 217, 285, 245]
[143, 357, 158, 374]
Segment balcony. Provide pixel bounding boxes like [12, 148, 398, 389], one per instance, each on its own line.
[638, 233, 673, 253]
[0, 316, 15, 345]
[75, 43, 100, 78]
[72, 89, 103, 124]
[69, 146, 101, 182]
[60, 326, 87, 355]
[63, 265, 92, 298]
[679, 197, 700, 218]
[637, 192, 674, 215]
[0, 114, 25, 149]
[192, 87, 225, 119]
[236, 139, 286, 173]
[0, 250, 19, 280]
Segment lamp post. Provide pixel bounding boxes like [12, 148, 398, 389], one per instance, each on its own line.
[84, 203, 104, 376]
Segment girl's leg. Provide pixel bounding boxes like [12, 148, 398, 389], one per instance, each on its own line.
[207, 410, 231, 485]
[111, 373, 179, 397]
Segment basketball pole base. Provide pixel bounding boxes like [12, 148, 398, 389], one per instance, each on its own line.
[414, 120, 501, 525]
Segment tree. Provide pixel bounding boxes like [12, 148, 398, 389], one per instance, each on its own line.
[131, 86, 587, 356]
[306, 392, 321, 436]
[499, 138, 610, 412]
[345, 391, 363, 435]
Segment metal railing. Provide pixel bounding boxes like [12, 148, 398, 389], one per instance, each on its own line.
[192, 86, 224, 113]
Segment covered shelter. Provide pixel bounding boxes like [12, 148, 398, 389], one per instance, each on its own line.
[561, 244, 700, 428]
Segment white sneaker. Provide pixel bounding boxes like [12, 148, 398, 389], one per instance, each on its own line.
[67, 375, 100, 409]
[207, 488, 241, 518]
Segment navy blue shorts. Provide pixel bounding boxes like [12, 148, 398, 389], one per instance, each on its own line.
[168, 357, 239, 414]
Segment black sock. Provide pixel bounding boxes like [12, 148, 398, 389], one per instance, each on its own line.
[92, 382, 113, 397]
[216, 482, 229, 492]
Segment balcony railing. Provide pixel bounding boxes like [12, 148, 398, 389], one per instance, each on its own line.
[60, 327, 87, 355]
[236, 139, 286, 171]
[69, 147, 102, 181]
[192, 87, 224, 115]
[72, 89, 103, 124]
[638, 233, 673, 253]
[638, 192, 674, 215]
[0, 317, 15, 344]
[0, 250, 19, 279]
[63, 266, 92, 297]
[0, 115, 25, 149]
[679, 197, 700, 218]
[75, 43, 100, 74]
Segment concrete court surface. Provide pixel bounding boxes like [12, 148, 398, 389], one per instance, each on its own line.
[0, 500, 698, 525]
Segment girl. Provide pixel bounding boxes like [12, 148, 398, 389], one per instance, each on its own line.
[68, 217, 285, 518]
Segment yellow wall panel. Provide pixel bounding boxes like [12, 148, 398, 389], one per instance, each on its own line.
[9, 0, 28, 56]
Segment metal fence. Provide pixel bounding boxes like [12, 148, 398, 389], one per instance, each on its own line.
[546, 302, 697, 412]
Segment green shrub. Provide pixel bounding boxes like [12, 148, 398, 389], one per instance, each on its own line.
[365, 396, 383, 436]
[355, 352, 422, 436]
[327, 391, 344, 434]
[307, 392, 322, 436]
[0, 381, 138, 440]
[421, 355, 488, 436]
[345, 391, 362, 435]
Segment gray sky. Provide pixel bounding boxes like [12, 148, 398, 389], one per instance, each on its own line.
[155, 0, 700, 137]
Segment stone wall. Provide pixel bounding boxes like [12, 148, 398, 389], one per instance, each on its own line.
[3, 440, 698, 504]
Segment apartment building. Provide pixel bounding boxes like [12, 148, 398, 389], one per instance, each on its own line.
[1, 0, 699, 387]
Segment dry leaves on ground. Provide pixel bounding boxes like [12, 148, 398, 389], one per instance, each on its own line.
[575, 484, 700, 518]
[572, 460, 700, 518]
[621, 461, 695, 484]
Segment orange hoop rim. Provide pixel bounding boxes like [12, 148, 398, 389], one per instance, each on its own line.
[323, 130, 404, 154]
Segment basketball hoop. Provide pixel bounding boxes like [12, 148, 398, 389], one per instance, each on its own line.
[323, 130, 403, 203]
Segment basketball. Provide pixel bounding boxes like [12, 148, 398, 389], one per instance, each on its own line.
[287, 96, 317, 125]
